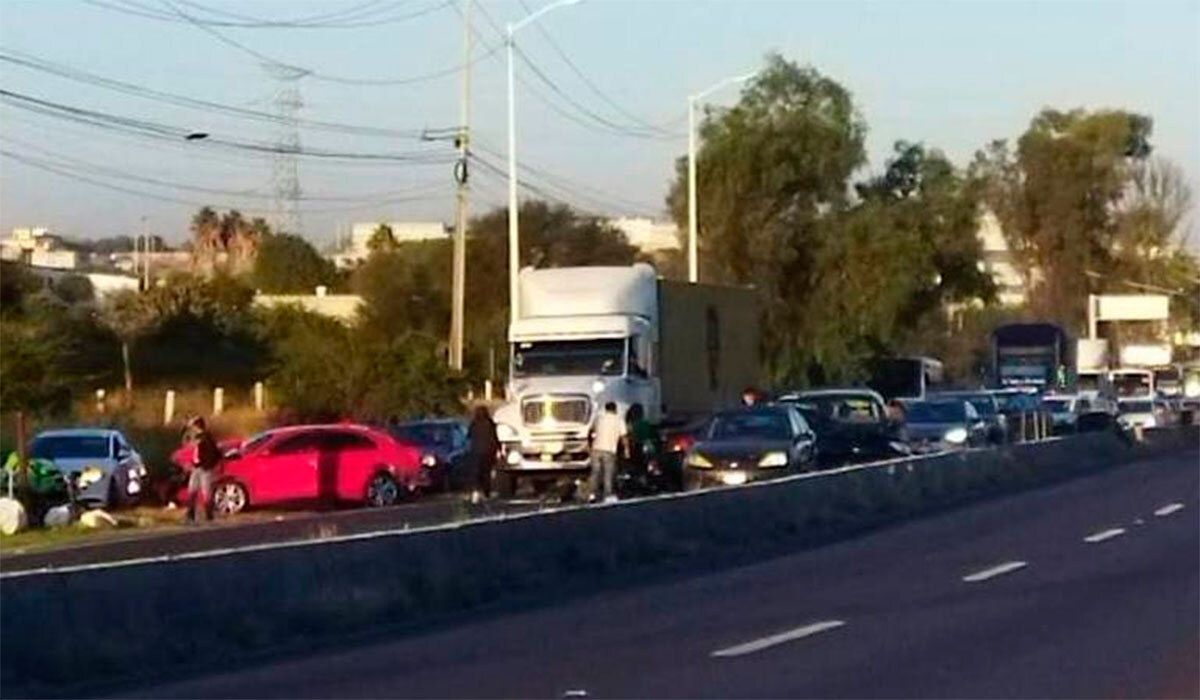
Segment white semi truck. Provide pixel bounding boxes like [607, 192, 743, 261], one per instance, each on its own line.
[492, 264, 760, 495]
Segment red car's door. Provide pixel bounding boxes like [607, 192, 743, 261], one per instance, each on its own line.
[251, 431, 321, 503]
[325, 430, 382, 502]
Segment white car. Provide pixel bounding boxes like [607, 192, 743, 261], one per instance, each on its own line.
[30, 429, 148, 508]
[1117, 399, 1173, 430]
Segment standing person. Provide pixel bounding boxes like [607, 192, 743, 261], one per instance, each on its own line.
[589, 402, 626, 503]
[466, 406, 500, 504]
[184, 416, 220, 523]
[625, 403, 661, 494]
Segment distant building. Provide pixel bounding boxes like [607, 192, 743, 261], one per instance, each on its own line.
[976, 210, 1030, 307]
[329, 221, 450, 268]
[29, 249, 79, 270]
[253, 285, 364, 324]
[1, 227, 68, 264]
[609, 217, 680, 253]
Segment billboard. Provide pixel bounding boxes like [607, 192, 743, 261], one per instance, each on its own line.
[1095, 295, 1169, 322]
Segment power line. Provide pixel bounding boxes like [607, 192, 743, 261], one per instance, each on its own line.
[84, 0, 451, 29]
[142, 0, 499, 87]
[515, 0, 685, 137]
[464, 1, 680, 142]
[0, 135, 448, 202]
[1, 147, 452, 213]
[0, 50, 454, 139]
[0, 89, 456, 164]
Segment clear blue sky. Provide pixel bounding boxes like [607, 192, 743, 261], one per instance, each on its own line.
[1, 0, 1197, 249]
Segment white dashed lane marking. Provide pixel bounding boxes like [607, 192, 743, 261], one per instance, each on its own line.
[1083, 528, 1126, 544]
[711, 620, 846, 658]
[1154, 503, 1185, 517]
[962, 561, 1028, 583]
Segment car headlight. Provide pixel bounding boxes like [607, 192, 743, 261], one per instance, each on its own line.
[79, 467, 104, 488]
[421, 454, 437, 468]
[943, 427, 968, 444]
[505, 449, 522, 466]
[126, 480, 141, 495]
[757, 451, 788, 468]
[497, 423, 518, 441]
[685, 452, 713, 469]
[128, 466, 140, 480]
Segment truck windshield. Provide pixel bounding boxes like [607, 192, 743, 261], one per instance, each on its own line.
[513, 339, 625, 377]
[1111, 373, 1151, 397]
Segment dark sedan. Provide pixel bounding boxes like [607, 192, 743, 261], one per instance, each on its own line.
[683, 406, 816, 491]
[905, 399, 989, 453]
[778, 388, 910, 468]
[388, 419, 468, 492]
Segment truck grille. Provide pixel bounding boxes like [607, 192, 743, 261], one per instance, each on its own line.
[522, 396, 590, 426]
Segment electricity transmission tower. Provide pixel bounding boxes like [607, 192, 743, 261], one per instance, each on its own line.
[265, 63, 309, 235]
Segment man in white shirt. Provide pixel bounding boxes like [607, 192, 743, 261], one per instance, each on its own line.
[589, 401, 626, 503]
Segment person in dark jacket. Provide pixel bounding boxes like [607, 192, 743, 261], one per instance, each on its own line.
[184, 416, 221, 523]
[466, 406, 501, 503]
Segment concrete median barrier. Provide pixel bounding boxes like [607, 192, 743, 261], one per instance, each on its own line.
[2, 426, 1196, 693]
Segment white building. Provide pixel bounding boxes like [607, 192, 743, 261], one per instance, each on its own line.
[976, 210, 1029, 307]
[609, 217, 680, 253]
[254, 285, 364, 324]
[1, 227, 68, 264]
[330, 221, 450, 268]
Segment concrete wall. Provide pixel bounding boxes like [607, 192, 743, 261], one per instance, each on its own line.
[2, 428, 1195, 693]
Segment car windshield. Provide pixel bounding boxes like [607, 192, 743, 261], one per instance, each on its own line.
[241, 432, 273, 453]
[1120, 401, 1153, 414]
[787, 394, 881, 425]
[907, 401, 966, 424]
[31, 435, 109, 459]
[513, 339, 624, 377]
[1044, 399, 1071, 412]
[950, 396, 996, 417]
[1077, 374, 1101, 393]
[708, 412, 792, 441]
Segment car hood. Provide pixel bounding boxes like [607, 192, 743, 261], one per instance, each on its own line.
[906, 422, 966, 441]
[46, 457, 117, 475]
[693, 439, 791, 462]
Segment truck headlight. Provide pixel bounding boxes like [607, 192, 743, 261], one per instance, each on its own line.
[943, 427, 968, 444]
[497, 423, 518, 441]
[505, 450, 522, 466]
[757, 451, 788, 468]
[591, 379, 606, 395]
[686, 452, 713, 469]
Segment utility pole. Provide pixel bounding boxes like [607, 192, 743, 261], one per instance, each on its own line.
[449, 0, 473, 371]
[143, 219, 152, 291]
[139, 216, 148, 291]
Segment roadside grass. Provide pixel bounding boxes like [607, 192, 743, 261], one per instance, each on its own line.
[0, 505, 188, 555]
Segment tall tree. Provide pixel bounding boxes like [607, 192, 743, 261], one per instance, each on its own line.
[664, 53, 867, 384]
[367, 224, 398, 253]
[970, 108, 1159, 329]
[463, 200, 637, 377]
[252, 233, 337, 294]
[97, 290, 159, 395]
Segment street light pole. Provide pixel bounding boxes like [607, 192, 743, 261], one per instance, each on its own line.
[687, 71, 756, 284]
[506, 0, 581, 323]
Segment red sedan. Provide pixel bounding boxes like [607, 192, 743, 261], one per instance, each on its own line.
[174, 424, 423, 515]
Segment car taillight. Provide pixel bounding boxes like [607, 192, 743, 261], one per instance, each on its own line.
[669, 434, 696, 453]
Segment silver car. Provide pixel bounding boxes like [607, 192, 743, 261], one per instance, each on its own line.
[30, 429, 148, 508]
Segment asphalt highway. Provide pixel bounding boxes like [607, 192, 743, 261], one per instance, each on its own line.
[123, 447, 1199, 699]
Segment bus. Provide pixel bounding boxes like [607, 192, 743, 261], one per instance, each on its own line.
[867, 356, 945, 401]
[991, 323, 1071, 390]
